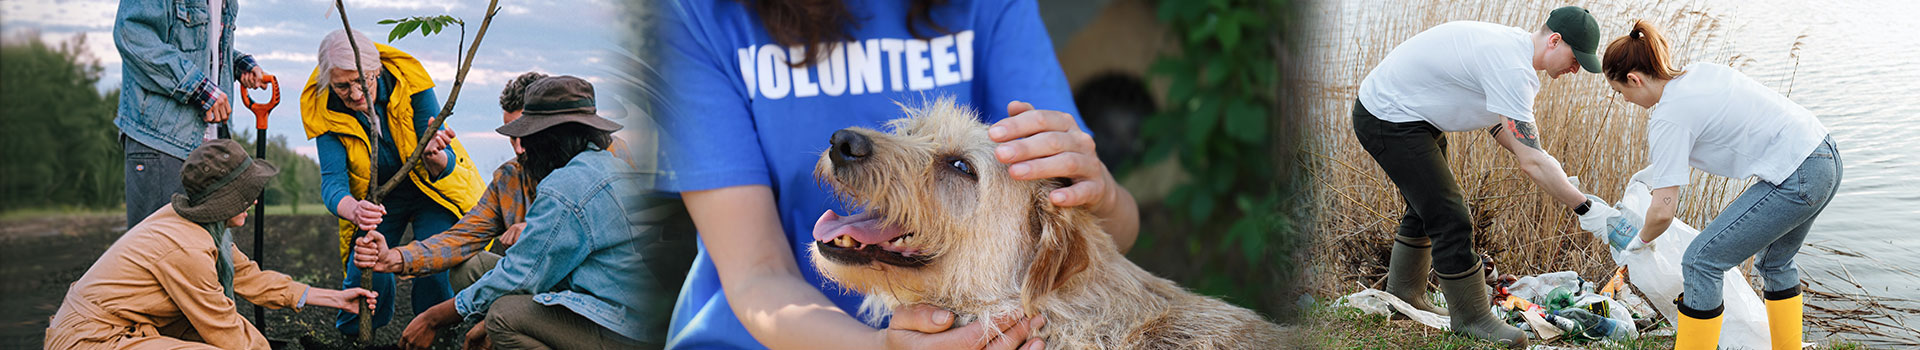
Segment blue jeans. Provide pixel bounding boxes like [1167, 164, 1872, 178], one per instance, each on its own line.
[334, 194, 458, 334]
[124, 136, 185, 224]
[1681, 137, 1842, 311]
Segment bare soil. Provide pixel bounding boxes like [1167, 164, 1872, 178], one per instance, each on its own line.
[0, 213, 472, 350]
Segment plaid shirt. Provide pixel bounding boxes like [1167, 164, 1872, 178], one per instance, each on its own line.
[391, 138, 629, 276]
[392, 158, 535, 275]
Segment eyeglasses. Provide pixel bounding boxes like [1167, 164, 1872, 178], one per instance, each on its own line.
[329, 71, 380, 96]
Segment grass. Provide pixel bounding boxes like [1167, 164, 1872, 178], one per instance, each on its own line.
[0, 206, 122, 221]
[2, 203, 324, 221]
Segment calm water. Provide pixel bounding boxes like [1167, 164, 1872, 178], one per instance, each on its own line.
[1316, 0, 1920, 343]
[1715, 0, 1920, 336]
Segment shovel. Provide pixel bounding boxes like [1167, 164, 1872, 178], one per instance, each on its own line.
[239, 74, 284, 345]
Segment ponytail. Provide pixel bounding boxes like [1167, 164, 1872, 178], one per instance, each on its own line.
[1602, 20, 1683, 83]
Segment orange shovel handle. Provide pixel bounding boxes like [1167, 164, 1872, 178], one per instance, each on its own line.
[241, 75, 280, 128]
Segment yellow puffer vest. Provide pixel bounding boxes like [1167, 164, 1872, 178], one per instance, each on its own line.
[299, 43, 485, 265]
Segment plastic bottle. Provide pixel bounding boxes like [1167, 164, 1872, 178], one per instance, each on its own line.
[1545, 287, 1576, 310]
[1541, 312, 1585, 339]
[1551, 309, 1638, 341]
[1605, 210, 1643, 251]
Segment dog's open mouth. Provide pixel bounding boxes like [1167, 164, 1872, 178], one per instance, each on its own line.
[812, 209, 930, 267]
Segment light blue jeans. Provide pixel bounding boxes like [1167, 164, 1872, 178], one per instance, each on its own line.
[1681, 136, 1841, 311]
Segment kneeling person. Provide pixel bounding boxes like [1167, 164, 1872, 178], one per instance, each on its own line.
[356, 76, 652, 349]
[46, 139, 377, 350]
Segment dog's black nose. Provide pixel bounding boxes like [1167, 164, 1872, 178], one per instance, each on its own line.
[830, 129, 873, 167]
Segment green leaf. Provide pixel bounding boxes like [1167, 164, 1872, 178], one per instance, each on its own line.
[1158, 0, 1208, 23]
[1167, 185, 1192, 209]
[1188, 14, 1221, 43]
[1209, 162, 1236, 193]
[1166, 75, 1195, 108]
[388, 20, 421, 42]
[1184, 97, 1221, 152]
[1224, 98, 1268, 143]
[1217, 12, 1242, 50]
[1190, 186, 1216, 222]
[1233, 217, 1267, 263]
[1202, 54, 1231, 88]
[378, 19, 399, 24]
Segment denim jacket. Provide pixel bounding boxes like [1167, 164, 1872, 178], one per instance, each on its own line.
[454, 149, 658, 342]
[112, 0, 257, 159]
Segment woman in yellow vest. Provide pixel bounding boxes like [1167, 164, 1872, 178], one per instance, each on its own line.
[300, 29, 485, 336]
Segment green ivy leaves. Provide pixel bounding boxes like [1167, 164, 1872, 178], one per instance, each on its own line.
[1135, 0, 1298, 316]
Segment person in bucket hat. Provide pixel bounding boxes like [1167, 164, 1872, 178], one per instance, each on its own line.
[361, 76, 657, 349]
[1348, 5, 1612, 347]
[46, 139, 378, 350]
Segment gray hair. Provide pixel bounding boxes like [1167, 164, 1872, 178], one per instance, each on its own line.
[316, 29, 380, 75]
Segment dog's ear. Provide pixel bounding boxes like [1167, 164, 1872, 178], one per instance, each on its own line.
[1020, 178, 1093, 313]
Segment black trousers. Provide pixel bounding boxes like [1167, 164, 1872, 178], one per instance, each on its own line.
[1351, 100, 1481, 275]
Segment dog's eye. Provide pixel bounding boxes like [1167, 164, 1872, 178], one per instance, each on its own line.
[948, 158, 975, 178]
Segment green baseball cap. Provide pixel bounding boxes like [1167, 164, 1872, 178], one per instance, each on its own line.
[1546, 6, 1602, 73]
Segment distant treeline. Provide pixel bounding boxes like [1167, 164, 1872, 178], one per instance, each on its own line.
[1, 32, 321, 213]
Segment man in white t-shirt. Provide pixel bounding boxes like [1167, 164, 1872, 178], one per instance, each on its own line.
[1350, 6, 1619, 346]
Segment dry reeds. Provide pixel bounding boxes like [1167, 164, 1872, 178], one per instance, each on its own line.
[1289, 0, 1919, 344]
[1296, 0, 1741, 291]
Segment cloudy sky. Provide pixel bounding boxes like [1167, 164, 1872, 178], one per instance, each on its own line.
[3, 0, 636, 182]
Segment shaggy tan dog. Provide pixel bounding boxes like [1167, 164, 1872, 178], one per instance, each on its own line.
[808, 97, 1283, 349]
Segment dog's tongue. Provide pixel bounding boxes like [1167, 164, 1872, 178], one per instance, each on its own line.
[812, 210, 906, 245]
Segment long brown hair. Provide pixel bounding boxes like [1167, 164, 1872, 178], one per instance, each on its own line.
[1602, 20, 1684, 83]
[745, 0, 951, 68]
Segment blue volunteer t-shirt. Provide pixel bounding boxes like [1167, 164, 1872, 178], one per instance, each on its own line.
[658, 0, 1085, 348]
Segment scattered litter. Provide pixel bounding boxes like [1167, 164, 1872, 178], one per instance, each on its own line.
[1603, 181, 1773, 349]
[1335, 288, 1450, 330]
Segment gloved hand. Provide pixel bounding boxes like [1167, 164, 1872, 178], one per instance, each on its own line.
[1625, 237, 1655, 254]
[1577, 194, 1622, 233]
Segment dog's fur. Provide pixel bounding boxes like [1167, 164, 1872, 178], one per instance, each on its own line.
[809, 97, 1283, 349]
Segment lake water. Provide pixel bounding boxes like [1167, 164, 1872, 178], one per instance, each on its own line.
[1684, 0, 1920, 342]
[1312, 0, 1920, 344]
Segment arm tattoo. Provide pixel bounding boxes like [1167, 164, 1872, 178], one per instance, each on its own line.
[1503, 118, 1542, 150]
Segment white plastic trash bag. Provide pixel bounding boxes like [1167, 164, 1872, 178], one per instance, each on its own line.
[1336, 289, 1451, 330]
[1610, 181, 1771, 349]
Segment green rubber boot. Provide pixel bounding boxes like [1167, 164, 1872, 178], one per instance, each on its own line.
[1386, 235, 1447, 316]
[1439, 263, 1527, 348]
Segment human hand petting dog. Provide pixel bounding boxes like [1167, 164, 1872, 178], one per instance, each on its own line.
[991, 100, 1140, 251]
[881, 304, 1046, 350]
[991, 101, 1115, 209]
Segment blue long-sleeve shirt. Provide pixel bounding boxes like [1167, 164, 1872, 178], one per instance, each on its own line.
[318, 70, 456, 216]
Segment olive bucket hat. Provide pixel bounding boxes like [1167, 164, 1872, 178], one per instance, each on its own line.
[171, 139, 279, 223]
[495, 75, 623, 137]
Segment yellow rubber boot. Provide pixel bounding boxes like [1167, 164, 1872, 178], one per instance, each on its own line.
[1675, 295, 1724, 350]
[1766, 287, 1805, 350]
